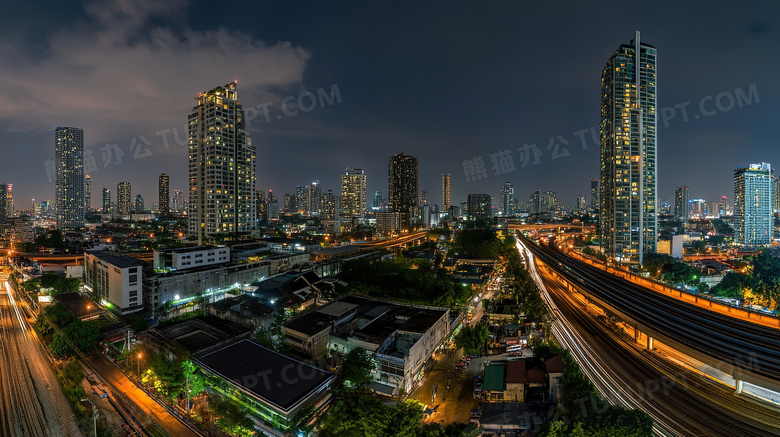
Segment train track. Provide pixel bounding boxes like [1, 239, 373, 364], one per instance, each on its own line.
[524, 236, 780, 381]
[519, 237, 780, 436]
[0, 287, 64, 436]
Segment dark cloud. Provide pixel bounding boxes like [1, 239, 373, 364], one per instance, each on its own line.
[1, 0, 778, 211]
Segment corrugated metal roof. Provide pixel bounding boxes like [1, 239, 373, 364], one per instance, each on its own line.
[483, 362, 506, 391]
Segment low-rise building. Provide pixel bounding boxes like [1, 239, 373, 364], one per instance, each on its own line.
[52, 292, 104, 321]
[139, 315, 250, 360]
[194, 339, 335, 436]
[84, 250, 144, 314]
[481, 358, 549, 403]
[250, 271, 329, 314]
[282, 295, 450, 395]
[153, 245, 230, 271]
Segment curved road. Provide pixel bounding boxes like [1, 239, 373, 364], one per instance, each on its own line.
[519, 238, 780, 436]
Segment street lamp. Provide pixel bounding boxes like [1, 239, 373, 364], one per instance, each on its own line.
[80, 398, 98, 437]
[136, 353, 143, 378]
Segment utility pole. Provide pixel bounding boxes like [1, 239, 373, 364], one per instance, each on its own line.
[80, 398, 98, 437]
[186, 372, 191, 414]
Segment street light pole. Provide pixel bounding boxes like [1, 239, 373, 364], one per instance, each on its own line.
[80, 398, 98, 437]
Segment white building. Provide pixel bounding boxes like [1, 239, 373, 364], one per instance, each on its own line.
[84, 251, 144, 314]
[153, 246, 231, 271]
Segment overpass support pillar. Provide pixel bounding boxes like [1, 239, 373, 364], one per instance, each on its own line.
[735, 379, 744, 395]
[646, 336, 654, 350]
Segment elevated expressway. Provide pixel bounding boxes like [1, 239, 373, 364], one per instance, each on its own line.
[519, 234, 780, 395]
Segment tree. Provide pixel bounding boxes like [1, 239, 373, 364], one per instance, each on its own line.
[63, 320, 100, 352]
[253, 327, 275, 349]
[181, 360, 205, 398]
[712, 272, 750, 300]
[210, 395, 255, 437]
[340, 347, 375, 391]
[690, 239, 707, 254]
[454, 323, 489, 356]
[319, 396, 389, 437]
[61, 358, 85, 386]
[45, 303, 76, 328]
[533, 340, 564, 359]
[49, 333, 73, 357]
[640, 253, 675, 278]
[749, 249, 780, 309]
[385, 400, 425, 436]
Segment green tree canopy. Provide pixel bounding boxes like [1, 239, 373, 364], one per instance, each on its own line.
[340, 347, 375, 391]
[454, 323, 489, 356]
[63, 320, 100, 352]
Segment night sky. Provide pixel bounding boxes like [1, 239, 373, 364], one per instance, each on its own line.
[1, 1, 778, 211]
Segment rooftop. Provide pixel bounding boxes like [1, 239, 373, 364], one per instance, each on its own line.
[483, 362, 506, 391]
[156, 245, 225, 254]
[150, 315, 250, 354]
[86, 250, 144, 269]
[53, 292, 102, 319]
[194, 339, 334, 412]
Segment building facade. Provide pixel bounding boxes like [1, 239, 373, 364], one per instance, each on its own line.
[734, 163, 773, 246]
[442, 173, 451, 213]
[599, 32, 657, 264]
[117, 181, 131, 217]
[84, 251, 144, 314]
[674, 186, 689, 220]
[84, 176, 91, 212]
[159, 173, 170, 214]
[500, 181, 514, 216]
[341, 168, 366, 219]
[102, 187, 111, 213]
[55, 127, 85, 229]
[388, 153, 418, 228]
[468, 194, 492, 220]
[188, 82, 256, 243]
[322, 190, 342, 234]
[590, 178, 599, 213]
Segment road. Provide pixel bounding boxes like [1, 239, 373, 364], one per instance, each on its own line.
[88, 354, 199, 437]
[0, 282, 84, 436]
[519, 238, 780, 436]
[522, 235, 780, 386]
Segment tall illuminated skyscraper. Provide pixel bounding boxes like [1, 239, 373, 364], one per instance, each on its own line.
[159, 173, 170, 214]
[599, 32, 657, 264]
[188, 82, 256, 244]
[5, 183, 12, 218]
[674, 186, 689, 220]
[102, 187, 110, 213]
[135, 194, 144, 213]
[734, 163, 773, 246]
[0, 185, 8, 224]
[172, 189, 185, 212]
[341, 168, 367, 219]
[84, 176, 91, 212]
[55, 127, 85, 229]
[389, 153, 418, 228]
[442, 174, 451, 212]
[500, 181, 514, 216]
[117, 181, 131, 216]
[590, 178, 599, 213]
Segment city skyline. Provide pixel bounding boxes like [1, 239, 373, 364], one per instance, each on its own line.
[0, 2, 777, 211]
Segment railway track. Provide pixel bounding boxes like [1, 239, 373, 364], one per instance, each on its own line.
[519, 237, 780, 436]
[0, 289, 62, 436]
